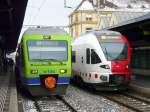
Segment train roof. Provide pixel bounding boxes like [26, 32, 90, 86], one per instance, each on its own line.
[72, 30, 123, 45]
[90, 30, 121, 36]
[24, 27, 68, 35]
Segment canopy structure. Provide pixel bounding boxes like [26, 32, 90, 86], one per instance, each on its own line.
[109, 12, 150, 47]
[0, 0, 28, 53]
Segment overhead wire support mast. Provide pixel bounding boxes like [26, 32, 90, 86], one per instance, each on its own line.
[64, 0, 72, 8]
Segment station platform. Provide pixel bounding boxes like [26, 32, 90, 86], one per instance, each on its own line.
[0, 69, 18, 112]
[129, 74, 150, 96]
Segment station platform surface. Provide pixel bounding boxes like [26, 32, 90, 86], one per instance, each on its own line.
[129, 74, 150, 96]
[0, 69, 18, 112]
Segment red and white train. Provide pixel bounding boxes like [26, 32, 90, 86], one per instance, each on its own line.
[72, 30, 132, 90]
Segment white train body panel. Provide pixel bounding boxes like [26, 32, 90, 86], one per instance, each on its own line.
[72, 33, 112, 84]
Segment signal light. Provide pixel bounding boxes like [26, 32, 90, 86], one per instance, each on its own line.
[60, 69, 67, 73]
[31, 70, 38, 74]
[85, 73, 87, 77]
[126, 65, 130, 69]
[95, 74, 98, 78]
[89, 73, 91, 77]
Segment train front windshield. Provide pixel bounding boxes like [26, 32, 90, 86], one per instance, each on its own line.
[27, 40, 67, 61]
[100, 42, 128, 61]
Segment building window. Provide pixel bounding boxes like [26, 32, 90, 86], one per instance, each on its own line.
[71, 28, 73, 37]
[71, 16, 73, 24]
[75, 15, 78, 22]
[86, 28, 92, 33]
[86, 14, 92, 21]
[86, 48, 90, 64]
[72, 51, 76, 63]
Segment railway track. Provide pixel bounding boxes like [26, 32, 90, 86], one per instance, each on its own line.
[100, 92, 150, 112]
[23, 95, 77, 112]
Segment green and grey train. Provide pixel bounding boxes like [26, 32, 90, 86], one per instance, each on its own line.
[15, 27, 72, 96]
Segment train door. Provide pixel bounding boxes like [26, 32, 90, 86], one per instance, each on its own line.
[79, 45, 86, 76]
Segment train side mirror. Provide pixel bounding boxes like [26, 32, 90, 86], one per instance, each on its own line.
[16, 52, 19, 57]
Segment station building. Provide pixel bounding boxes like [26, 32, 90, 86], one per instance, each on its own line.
[69, 0, 117, 39]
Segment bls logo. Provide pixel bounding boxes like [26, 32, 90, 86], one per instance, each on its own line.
[48, 70, 54, 74]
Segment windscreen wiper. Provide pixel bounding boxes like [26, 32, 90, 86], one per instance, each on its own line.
[104, 47, 109, 60]
[48, 59, 63, 64]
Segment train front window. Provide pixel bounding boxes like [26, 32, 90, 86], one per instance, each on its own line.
[27, 40, 67, 61]
[100, 42, 128, 61]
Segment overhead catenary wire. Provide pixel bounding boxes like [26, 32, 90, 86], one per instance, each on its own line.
[28, 0, 47, 25]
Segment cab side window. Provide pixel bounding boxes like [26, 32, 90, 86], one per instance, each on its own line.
[91, 49, 101, 64]
[21, 46, 24, 66]
[72, 51, 76, 63]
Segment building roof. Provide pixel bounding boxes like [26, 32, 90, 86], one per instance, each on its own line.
[69, 0, 119, 17]
[69, 0, 93, 17]
[111, 12, 150, 30]
[112, 11, 149, 25]
[99, 16, 111, 28]
[78, 0, 94, 10]
[97, 10, 150, 30]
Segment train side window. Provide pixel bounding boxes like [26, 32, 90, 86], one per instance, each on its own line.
[86, 48, 90, 64]
[72, 51, 76, 63]
[81, 56, 84, 63]
[91, 49, 101, 64]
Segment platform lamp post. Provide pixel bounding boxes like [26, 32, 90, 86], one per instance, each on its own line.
[64, 0, 73, 38]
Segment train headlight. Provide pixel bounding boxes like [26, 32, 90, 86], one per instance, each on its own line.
[100, 75, 107, 81]
[60, 69, 67, 73]
[43, 35, 51, 39]
[126, 64, 130, 69]
[100, 65, 110, 69]
[31, 70, 38, 74]
[105, 65, 110, 69]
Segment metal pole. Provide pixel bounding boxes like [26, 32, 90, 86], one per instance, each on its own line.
[64, 0, 66, 8]
[96, 0, 100, 29]
[64, 0, 72, 8]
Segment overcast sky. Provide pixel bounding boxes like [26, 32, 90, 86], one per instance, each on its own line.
[17, 0, 82, 43]
[23, 0, 82, 26]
